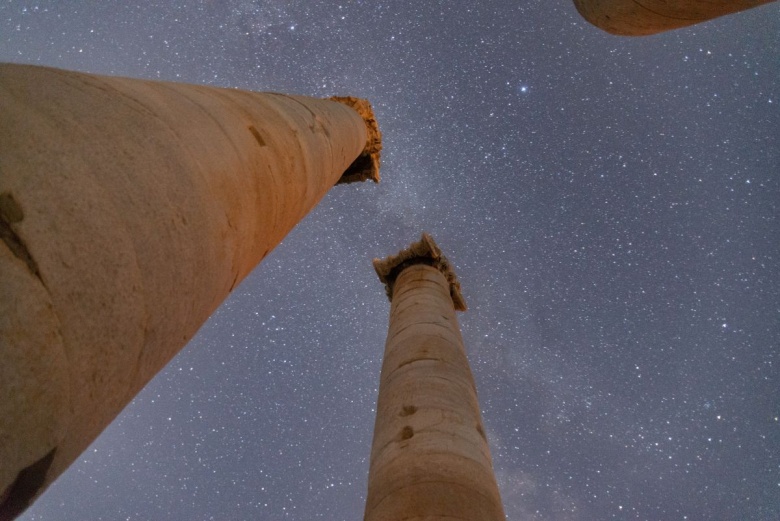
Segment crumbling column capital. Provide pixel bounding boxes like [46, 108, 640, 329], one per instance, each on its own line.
[329, 96, 382, 184]
[372, 232, 466, 311]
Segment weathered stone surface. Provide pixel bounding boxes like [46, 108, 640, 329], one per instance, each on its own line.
[372, 232, 466, 311]
[0, 63, 380, 519]
[330, 96, 382, 184]
[572, 0, 776, 35]
[365, 237, 505, 520]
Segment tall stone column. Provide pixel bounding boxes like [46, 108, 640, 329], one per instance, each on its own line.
[0, 63, 381, 519]
[365, 233, 505, 521]
[572, 0, 775, 35]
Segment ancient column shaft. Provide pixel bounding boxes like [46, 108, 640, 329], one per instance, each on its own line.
[365, 234, 505, 521]
[0, 63, 380, 519]
[572, 0, 776, 35]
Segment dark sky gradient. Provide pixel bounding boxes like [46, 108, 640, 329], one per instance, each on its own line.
[3, 2, 779, 520]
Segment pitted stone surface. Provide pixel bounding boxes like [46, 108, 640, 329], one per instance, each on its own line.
[365, 239, 505, 521]
[0, 63, 379, 519]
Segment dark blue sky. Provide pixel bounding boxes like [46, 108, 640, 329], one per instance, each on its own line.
[3, 1, 778, 519]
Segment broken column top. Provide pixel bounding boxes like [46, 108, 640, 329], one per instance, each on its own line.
[373, 232, 466, 311]
[330, 96, 382, 184]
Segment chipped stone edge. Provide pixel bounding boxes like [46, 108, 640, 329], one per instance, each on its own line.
[329, 96, 382, 184]
[372, 232, 466, 311]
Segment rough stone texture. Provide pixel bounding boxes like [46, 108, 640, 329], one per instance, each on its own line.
[330, 96, 382, 184]
[372, 232, 466, 311]
[572, 0, 776, 35]
[0, 63, 380, 519]
[365, 237, 505, 521]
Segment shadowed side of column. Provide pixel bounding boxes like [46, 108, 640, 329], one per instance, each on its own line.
[0, 63, 381, 519]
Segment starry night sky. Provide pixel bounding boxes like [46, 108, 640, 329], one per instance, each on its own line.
[3, 1, 779, 520]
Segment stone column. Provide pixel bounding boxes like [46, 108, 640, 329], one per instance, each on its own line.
[365, 233, 505, 521]
[572, 0, 775, 35]
[0, 63, 381, 519]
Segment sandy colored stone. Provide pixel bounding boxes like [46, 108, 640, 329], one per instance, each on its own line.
[365, 235, 505, 521]
[572, 0, 775, 35]
[373, 232, 465, 311]
[0, 63, 380, 519]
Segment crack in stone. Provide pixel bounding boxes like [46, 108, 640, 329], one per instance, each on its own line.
[396, 357, 442, 370]
[632, 0, 702, 21]
[0, 192, 43, 286]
